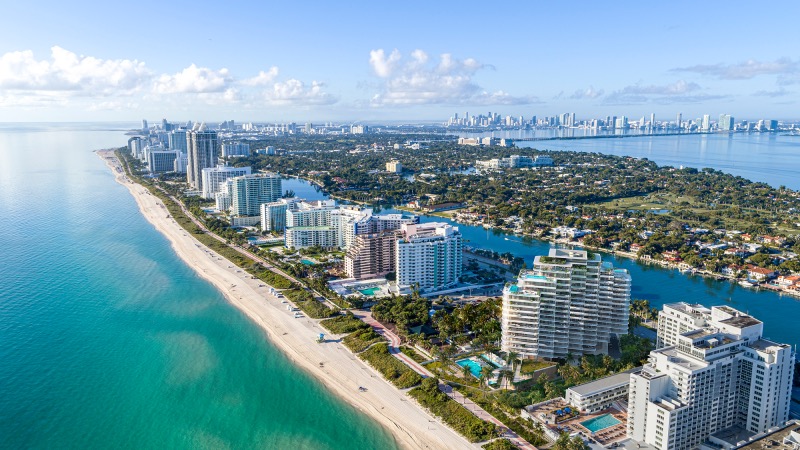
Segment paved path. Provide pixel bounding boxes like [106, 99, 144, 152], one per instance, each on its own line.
[359, 311, 537, 450]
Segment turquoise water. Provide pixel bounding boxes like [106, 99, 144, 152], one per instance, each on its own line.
[581, 414, 621, 433]
[359, 287, 380, 296]
[0, 124, 397, 449]
[456, 358, 484, 378]
[300, 259, 316, 265]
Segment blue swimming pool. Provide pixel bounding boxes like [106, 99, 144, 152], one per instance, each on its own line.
[301, 259, 315, 265]
[455, 358, 484, 378]
[581, 414, 621, 433]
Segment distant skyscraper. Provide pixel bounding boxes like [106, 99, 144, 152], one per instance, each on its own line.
[168, 130, 187, 152]
[186, 124, 219, 191]
[676, 113, 682, 129]
[719, 114, 735, 131]
[650, 113, 655, 129]
[702, 114, 711, 131]
[141, 119, 148, 133]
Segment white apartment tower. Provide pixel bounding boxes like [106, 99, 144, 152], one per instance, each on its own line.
[396, 222, 462, 292]
[200, 164, 252, 199]
[229, 173, 282, 217]
[186, 124, 218, 191]
[628, 305, 794, 450]
[501, 249, 631, 360]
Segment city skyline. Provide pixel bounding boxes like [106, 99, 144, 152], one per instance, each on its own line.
[1, 1, 800, 122]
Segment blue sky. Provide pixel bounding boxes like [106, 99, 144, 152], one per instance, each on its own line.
[1, 1, 798, 122]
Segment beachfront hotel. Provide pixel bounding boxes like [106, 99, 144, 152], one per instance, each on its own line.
[628, 305, 794, 450]
[284, 201, 416, 250]
[396, 222, 462, 292]
[200, 164, 252, 199]
[345, 230, 401, 280]
[501, 249, 631, 360]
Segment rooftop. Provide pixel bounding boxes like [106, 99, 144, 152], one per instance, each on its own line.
[567, 369, 640, 396]
[719, 315, 762, 329]
[735, 421, 800, 450]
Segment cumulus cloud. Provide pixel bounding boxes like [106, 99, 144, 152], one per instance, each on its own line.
[154, 64, 232, 94]
[570, 86, 605, 100]
[0, 46, 149, 94]
[241, 66, 279, 86]
[368, 48, 536, 106]
[263, 79, 336, 106]
[601, 80, 726, 105]
[672, 58, 798, 80]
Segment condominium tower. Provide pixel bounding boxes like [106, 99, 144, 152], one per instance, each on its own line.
[395, 222, 462, 292]
[229, 173, 282, 217]
[628, 304, 794, 450]
[186, 124, 218, 191]
[200, 164, 252, 199]
[501, 249, 631, 359]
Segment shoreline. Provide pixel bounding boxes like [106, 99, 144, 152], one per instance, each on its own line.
[97, 150, 476, 450]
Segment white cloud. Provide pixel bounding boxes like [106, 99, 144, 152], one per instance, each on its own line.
[672, 58, 798, 80]
[0, 46, 149, 94]
[264, 79, 336, 106]
[368, 49, 535, 106]
[241, 67, 279, 86]
[570, 86, 605, 100]
[153, 64, 232, 94]
[369, 49, 401, 78]
[602, 80, 728, 105]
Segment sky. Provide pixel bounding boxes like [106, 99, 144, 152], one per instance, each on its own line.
[1, 1, 799, 123]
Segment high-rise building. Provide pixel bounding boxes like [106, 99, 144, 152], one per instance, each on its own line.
[259, 198, 301, 232]
[221, 142, 251, 158]
[187, 124, 219, 191]
[173, 152, 188, 174]
[229, 173, 282, 217]
[676, 113, 682, 129]
[345, 230, 401, 280]
[628, 304, 794, 450]
[719, 114, 735, 131]
[147, 147, 179, 173]
[200, 164, 252, 199]
[501, 249, 631, 360]
[702, 114, 711, 131]
[168, 130, 187, 152]
[396, 222, 462, 292]
[142, 119, 148, 133]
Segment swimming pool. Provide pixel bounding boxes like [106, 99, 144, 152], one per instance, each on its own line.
[301, 259, 315, 265]
[581, 414, 621, 433]
[359, 287, 380, 296]
[455, 358, 484, 378]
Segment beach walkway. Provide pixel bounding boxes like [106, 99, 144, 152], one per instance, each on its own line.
[360, 311, 538, 450]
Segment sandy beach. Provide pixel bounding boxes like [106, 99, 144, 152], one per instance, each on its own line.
[97, 151, 476, 450]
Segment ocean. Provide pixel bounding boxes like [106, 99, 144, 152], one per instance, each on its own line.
[0, 123, 397, 449]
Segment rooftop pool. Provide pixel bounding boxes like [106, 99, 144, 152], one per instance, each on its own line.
[581, 414, 621, 433]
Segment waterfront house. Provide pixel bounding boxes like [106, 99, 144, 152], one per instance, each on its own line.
[746, 265, 778, 281]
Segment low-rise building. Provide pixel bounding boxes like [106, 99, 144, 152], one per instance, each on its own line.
[566, 370, 639, 414]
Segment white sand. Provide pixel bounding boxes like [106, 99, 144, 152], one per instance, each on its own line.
[98, 151, 476, 450]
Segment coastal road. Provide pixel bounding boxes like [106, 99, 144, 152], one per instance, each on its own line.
[359, 311, 537, 450]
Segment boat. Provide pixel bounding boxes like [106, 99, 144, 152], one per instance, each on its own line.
[738, 280, 758, 288]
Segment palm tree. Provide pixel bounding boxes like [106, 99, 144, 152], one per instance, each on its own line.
[499, 369, 515, 390]
[480, 365, 494, 397]
[461, 363, 472, 381]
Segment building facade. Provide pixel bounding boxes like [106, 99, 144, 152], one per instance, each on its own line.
[187, 124, 218, 191]
[628, 306, 794, 450]
[221, 142, 250, 157]
[396, 222, 462, 292]
[229, 173, 282, 217]
[501, 249, 631, 360]
[200, 164, 252, 199]
[344, 231, 401, 280]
